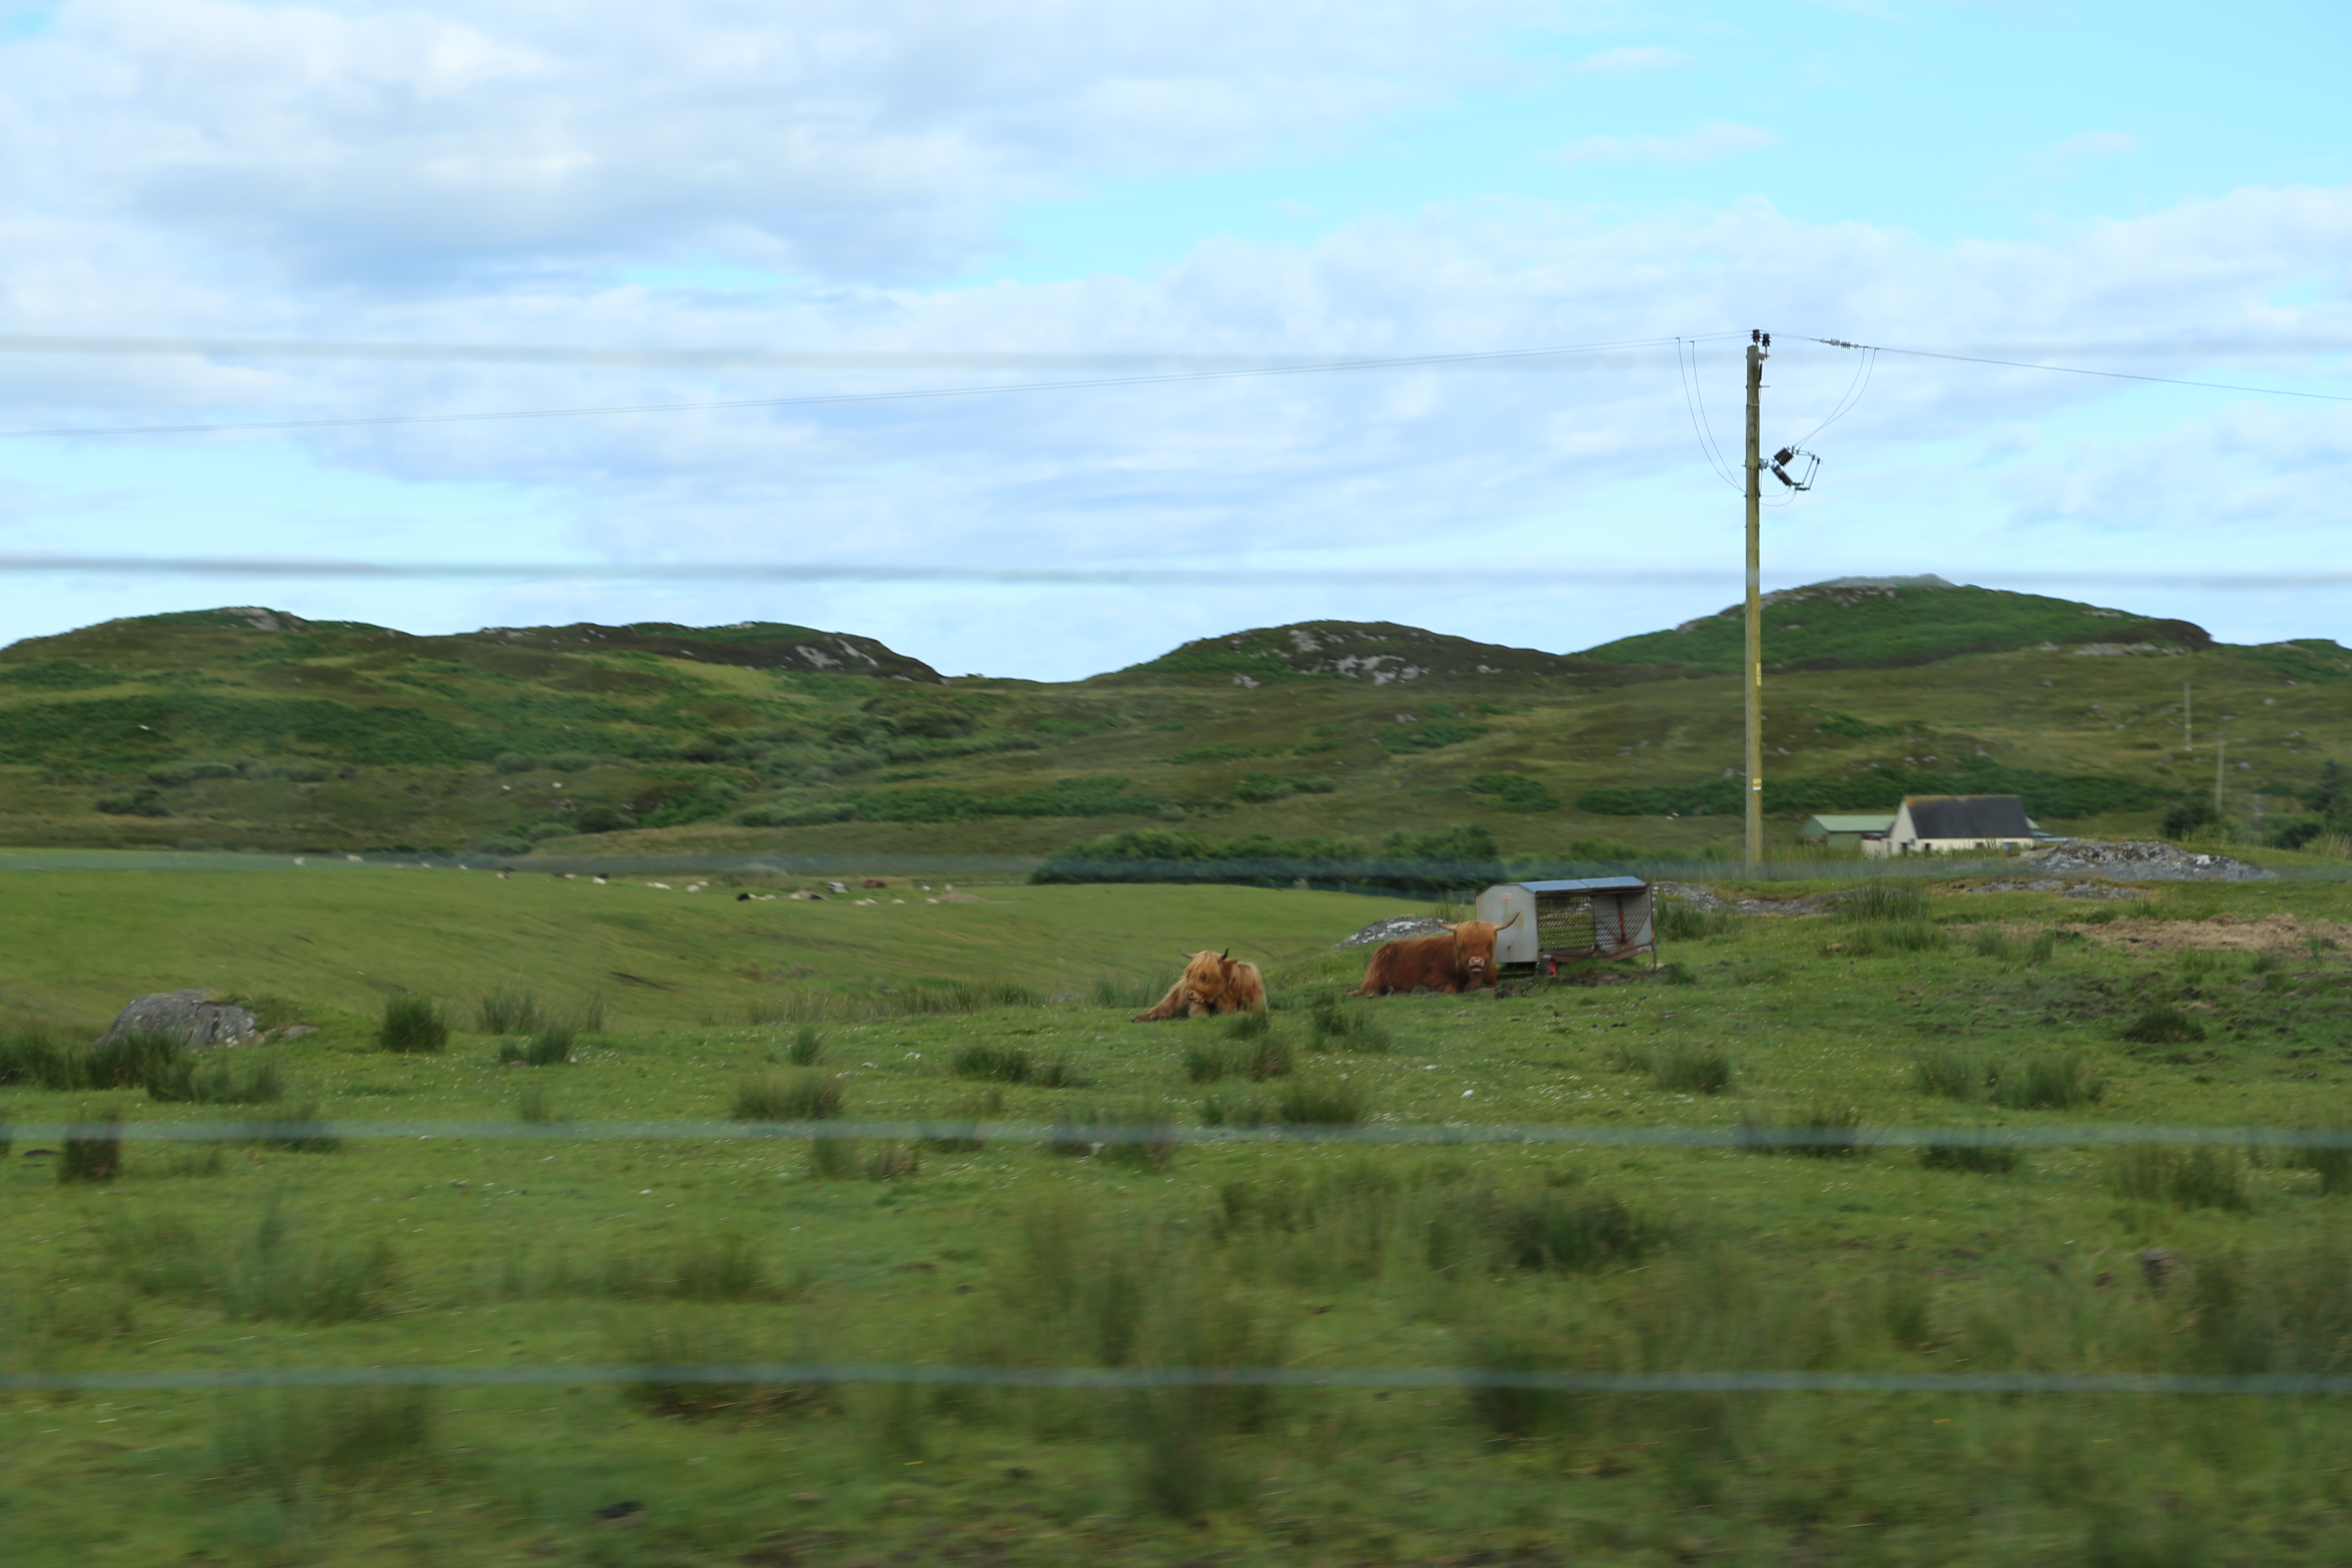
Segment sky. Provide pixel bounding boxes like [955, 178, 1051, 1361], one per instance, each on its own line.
[0, 0, 2346, 680]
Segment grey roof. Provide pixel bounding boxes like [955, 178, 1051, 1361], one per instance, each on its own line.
[1903, 795, 2032, 839]
[1509, 877, 1648, 894]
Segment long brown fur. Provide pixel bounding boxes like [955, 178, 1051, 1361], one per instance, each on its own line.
[1133, 949, 1268, 1021]
[1347, 915, 1517, 997]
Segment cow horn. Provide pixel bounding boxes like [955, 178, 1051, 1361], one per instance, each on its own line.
[1220, 948, 1230, 961]
[1499, 910, 1522, 930]
[1437, 921, 1458, 932]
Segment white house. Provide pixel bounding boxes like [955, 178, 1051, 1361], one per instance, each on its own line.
[1862, 795, 2037, 856]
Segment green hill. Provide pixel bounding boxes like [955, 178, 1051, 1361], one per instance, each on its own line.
[0, 588, 2343, 863]
[1578, 575, 2217, 673]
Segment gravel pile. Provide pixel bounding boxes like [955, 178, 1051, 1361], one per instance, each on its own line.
[1333, 915, 1455, 949]
[2017, 839, 2275, 882]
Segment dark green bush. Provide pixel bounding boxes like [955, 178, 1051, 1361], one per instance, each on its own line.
[2123, 1005, 2207, 1045]
[1921, 1142, 2022, 1174]
[377, 995, 448, 1054]
[733, 1069, 845, 1121]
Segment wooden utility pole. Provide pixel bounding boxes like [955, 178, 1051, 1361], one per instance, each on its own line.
[1744, 331, 1768, 867]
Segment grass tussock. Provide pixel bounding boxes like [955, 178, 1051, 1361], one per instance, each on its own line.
[918, 1087, 1003, 1152]
[377, 995, 448, 1054]
[1832, 920, 1945, 956]
[1972, 925, 2058, 965]
[783, 1025, 826, 1066]
[1656, 901, 1741, 942]
[951, 1044, 1090, 1088]
[1200, 1078, 1369, 1127]
[2122, 1005, 2208, 1045]
[613, 1323, 834, 1420]
[1730, 959, 1794, 986]
[514, 1083, 557, 1123]
[749, 980, 1047, 1026]
[58, 1109, 123, 1184]
[1913, 1049, 2103, 1109]
[1090, 974, 1166, 1011]
[2110, 1145, 2251, 1211]
[243, 1100, 342, 1152]
[732, 1069, 845, 1121]
[1183, 1032, 1293, 1084]
[2288, 1134, 2352, 1196]
[1920, 1141, 2023, 1174]
[1740, 1105, 1865, 1158]
[1839, 882, 1932, 923]
[217, 1388, 438, 1501]
[104, 1200, 396, 1323]
[1305, 996, 1393, 1054]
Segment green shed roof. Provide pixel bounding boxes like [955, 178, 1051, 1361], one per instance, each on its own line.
[1801, 813, 1898, 833]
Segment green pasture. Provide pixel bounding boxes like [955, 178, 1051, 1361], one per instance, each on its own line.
[4, 869, 2352, 1564]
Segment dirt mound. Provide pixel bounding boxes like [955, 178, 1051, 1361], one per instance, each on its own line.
[2018, 840, 2274, 882]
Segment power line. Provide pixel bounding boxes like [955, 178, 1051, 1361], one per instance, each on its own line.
[3, 554, 2350, 589]
[0, 334, 1727, 441]
[1815, 337, 2352, 404]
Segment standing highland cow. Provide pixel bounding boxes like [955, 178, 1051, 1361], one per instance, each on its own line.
[1348, 914, 1518, 997]
[1133, 949, 1267, 1021]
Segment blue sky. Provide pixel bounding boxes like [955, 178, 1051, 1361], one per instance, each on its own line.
[0, 0, 2346, 678]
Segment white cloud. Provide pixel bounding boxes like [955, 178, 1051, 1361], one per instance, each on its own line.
[1566, 45, 1684, 74]
[1, 0, 1546, 285]
[1556, 122, 1779, 165]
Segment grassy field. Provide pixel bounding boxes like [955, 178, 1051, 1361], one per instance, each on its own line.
[5, 864, 2352, 1564]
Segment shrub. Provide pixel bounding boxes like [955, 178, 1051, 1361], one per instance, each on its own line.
[2163, 796, 2220, 839]
[59, 1109, 122, 1184]
[1650, 1044, 1734, 1096]
[2122, 1005, 2207, 1045]
[733, 1069, 844, 1121]
[2110, 1145, 2249, 1210]
[377, 995, 448, 1054]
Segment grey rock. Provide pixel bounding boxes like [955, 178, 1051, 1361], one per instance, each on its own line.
[99, 990, 258, 1050]
[1334, 916, 1455, 949]
[2018, 839, 2274, 882]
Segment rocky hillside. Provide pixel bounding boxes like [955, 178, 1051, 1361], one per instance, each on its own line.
[1110, 620, 1623, 686]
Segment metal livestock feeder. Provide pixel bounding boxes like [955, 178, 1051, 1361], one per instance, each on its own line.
[1476, 877, 1656, 974]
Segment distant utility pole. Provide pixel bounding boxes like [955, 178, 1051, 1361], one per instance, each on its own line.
[2215, 736, 2227, 820]
[1744, 330, 1769, 868]
[2182, 678, 2193, 755]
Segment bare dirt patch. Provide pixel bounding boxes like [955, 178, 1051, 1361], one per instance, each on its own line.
[2071, 913, 2352, 955]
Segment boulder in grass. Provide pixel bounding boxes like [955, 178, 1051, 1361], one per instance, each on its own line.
[98, 990, 258, 1050]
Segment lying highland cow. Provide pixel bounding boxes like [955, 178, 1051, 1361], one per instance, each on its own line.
[1133, 949, 1267, 1021]
[1348, 913, 1519, 997]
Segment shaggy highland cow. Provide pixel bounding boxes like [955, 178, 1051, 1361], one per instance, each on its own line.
[1132, 949, 1267, 1021]
[1347, 914, 1519, 997]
